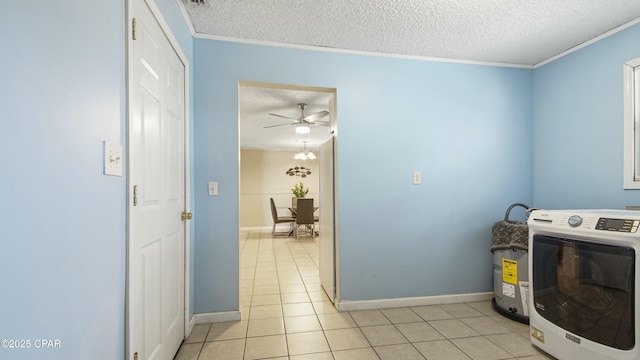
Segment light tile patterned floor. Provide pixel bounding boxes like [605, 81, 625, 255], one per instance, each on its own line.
[174, 229, 555, 360]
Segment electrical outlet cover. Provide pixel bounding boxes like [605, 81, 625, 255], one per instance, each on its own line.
[413, 171, 421, 185]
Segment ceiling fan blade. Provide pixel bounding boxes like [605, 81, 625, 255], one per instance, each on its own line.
[269, 113, 298, 121]
[303, 110, 329, 122]
[299, 120, 330, 126]
[263, 123, 293, 128]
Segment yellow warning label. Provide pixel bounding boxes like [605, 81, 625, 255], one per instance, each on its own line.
[502, 259, 518, 285]
[531, 326, 545, 344]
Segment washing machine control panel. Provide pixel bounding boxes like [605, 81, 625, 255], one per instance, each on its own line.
[529, 209, 640, 236]
[568, 215, 582, 227]
[595, 218, 639, 233]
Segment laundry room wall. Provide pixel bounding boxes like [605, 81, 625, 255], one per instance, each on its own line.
[0, 0, 193, 358]
[1, 2, 125, 359]
[193, 39, 533, 313]
[533, 21, 640, 209]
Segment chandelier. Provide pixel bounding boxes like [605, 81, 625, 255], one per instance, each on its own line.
[293, 141, 316, 160]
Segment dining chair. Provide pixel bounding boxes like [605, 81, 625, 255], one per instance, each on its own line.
[270, 198, 295, 237]
[294, 198, 316, 239]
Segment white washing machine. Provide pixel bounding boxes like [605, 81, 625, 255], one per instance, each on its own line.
[527, 209, 640, 360]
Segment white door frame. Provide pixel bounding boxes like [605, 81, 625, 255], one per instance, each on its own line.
[125, 0, 192, 358]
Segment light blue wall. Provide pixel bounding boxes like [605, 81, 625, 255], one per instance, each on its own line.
[193, 40, 533, 311]
[0, 1, 125, 359]
[0, 1, 192, 359]
[533, 22, 640, 209]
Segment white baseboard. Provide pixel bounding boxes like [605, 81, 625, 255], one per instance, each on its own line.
[240, 226, 271, 231]
[193, 311, 242, 324]
[336, 292, 493, 312]
[185, 315, 196, 338]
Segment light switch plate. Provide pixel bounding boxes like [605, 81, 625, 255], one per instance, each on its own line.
[104, 141, 123, 177]
[208, 182, 218, 196]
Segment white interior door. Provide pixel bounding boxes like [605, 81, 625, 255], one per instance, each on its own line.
[128, 0, 186, 359]
[319, 136, 336, 302]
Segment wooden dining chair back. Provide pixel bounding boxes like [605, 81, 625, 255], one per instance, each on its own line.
[270, 197, 295, 236]
[294, 198, 315, 239]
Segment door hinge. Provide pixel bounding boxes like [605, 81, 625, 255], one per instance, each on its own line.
[132, 18, 137, 40]
[181, 212, 193, 221]
[133, 185, 138, 206]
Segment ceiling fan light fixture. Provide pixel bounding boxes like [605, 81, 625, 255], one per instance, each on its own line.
[296, 125, 310, 134]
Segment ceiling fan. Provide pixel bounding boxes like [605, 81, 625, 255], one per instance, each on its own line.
[263, 103, 329, 131]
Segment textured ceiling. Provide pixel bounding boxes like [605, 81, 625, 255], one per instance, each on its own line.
[184, 0, 640, 150]
[183, 0, 640, 66]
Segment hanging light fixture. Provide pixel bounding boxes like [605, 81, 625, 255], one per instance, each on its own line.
[293, 141, 316, 161]
[295, 125, 310, 134]
[295, 124, 311, 143]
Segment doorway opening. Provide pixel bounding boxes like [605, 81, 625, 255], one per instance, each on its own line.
[238, 81, 338, 316]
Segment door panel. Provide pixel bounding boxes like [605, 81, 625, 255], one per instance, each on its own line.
[129, 0, 186, 359]
[141, 90, 162, 202]
[164, 231, 183, 335]
[166, 112, 181, 200]
[142, 240, 162, 359]
[319, 137, 335, 302]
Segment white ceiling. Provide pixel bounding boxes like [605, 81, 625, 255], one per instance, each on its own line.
[182, 0, 640, 150]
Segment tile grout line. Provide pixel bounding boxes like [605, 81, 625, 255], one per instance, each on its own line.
[241, 231, 265, 359]
[285, 231, 337, 359]
[275, 233, 291, 360]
